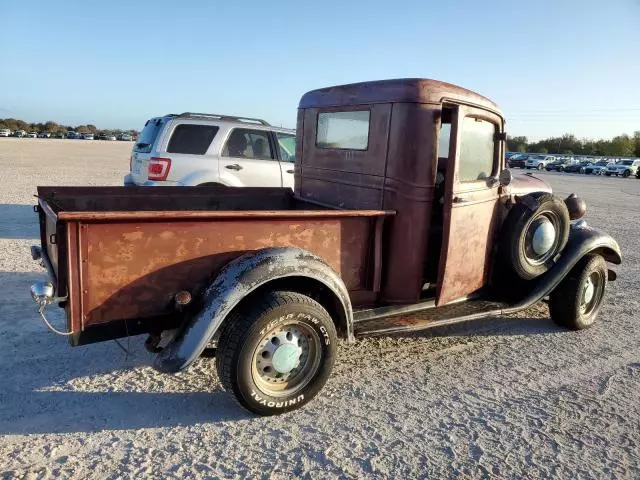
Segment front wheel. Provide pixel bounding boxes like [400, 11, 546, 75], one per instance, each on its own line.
[216, 291, 337, 415]
[580, 167, 586, 174]
[549, 255, 608, 330]
[537, 164, 544, 170]
[622, 170, 631, 178]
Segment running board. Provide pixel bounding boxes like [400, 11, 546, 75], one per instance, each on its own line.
[354, 300, 506, 337]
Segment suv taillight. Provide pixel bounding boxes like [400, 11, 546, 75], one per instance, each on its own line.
[148, 157, 171, 181]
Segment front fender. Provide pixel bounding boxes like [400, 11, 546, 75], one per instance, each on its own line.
[154, 247, 353, 373]
[503, 222, 621, 314]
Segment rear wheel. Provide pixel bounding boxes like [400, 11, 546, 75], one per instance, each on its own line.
[537, 164, 544, 170]
[216, 291, 337, 415]
[549, 255, 607, 330]
[580, 167, 586, 174]
[622, 170, 631, 178]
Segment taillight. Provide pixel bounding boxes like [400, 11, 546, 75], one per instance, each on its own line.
[148, 157, 171, 181]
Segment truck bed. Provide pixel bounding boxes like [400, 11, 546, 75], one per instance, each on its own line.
[36, 186, 392, 344]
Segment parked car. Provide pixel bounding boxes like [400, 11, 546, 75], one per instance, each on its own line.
[118, 133, 133, 141]
[30, 78, 620, 416]
[604, 159, 640, 177]
[508, 154, 528, 168]
[124, 112, 296, 189]
[545, 157, 576, 172]
[26, 132, 38, 138]
[564, 160, 592, 174]
[584, 160, 609, 175]
[82, 133, 95, 140]
[37, 132, 52, 138]
[526, 154, 556, 170]
[0, 128, 11, 137]
[13, 130, 27, 137]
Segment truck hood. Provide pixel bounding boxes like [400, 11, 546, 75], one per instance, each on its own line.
[510, 172, 552, 196]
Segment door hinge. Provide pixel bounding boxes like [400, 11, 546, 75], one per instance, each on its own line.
[49, 234, 57, 245]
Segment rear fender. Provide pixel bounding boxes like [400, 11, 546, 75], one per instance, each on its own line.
[503, 223, 621, 314]
[154, 247, 353, 373]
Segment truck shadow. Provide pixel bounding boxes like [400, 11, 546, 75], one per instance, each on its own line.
[0, 271, 559, 435]
[0, 204, 39, 239]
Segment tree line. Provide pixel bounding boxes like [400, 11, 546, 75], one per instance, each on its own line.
[507, 132, 640, 157]
[0, 118, 137, 137]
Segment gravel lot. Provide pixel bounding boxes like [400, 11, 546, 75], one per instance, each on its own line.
[1, 138, 639, 478]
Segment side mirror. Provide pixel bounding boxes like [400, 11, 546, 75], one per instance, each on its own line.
[499, 169, 513, 186]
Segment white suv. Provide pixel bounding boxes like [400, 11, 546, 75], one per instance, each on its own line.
[0, 129, 11, 137]
[525, 154, 556, 170]
[124, 113, 296, 188]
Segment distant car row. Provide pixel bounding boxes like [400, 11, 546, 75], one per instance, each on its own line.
[507, 153, 640, 178]
[0, 129, 134, 141]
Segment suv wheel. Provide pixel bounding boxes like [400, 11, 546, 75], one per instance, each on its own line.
[622, 170, 631, 178]
[537, 164, 544, 170]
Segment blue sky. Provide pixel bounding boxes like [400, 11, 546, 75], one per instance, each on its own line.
[1, 0, 639, 140]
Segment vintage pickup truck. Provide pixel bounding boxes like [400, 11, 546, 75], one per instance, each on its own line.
[30, 79, 621, 415]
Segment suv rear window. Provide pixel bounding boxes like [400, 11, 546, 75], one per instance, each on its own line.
[135, 118, 164, 153]
[167, 124, 219, 155]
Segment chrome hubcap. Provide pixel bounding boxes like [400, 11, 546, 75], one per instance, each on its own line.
[583, 277, 595, 305]
[252, 323, 321, 397]
[531, 219, 556, 256]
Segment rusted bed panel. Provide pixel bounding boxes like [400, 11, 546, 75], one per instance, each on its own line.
[67, 214, 386, 329]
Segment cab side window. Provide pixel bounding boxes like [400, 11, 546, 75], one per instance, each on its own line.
[222, 128, 274, 160]
[458, 117, 496, 182]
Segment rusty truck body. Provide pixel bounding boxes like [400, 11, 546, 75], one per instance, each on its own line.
[30, 79, 621, 415]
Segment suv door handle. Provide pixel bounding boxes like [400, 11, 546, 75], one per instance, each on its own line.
[452, 196, 468, 204]
[225, 164, 243, 171]
[286, 169, 294, 174]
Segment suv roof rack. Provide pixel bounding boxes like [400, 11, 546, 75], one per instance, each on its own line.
[176, 112, 270, 126]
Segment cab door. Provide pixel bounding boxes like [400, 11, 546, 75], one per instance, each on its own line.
[436, 104, 504, 306]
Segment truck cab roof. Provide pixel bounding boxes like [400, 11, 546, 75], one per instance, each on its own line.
[299, 78, 502, 117]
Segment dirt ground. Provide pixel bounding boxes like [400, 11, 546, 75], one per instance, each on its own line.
[0, 138, 638, 478]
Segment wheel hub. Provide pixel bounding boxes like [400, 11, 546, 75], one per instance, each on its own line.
[254, 326, 309, 385]
[583, 277, 595, 304]
[531, 219, 556, 256]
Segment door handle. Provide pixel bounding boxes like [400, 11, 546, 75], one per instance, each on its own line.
[452, 196, 468, 204]
[286, 169, 294, 174]
[225, 164, 243, 171]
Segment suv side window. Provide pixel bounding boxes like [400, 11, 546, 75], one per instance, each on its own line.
[222, 128, 274, 160]
[458, 117, 496, 182]
[167, 124, 219, 155]
[276, 132, 296, 163]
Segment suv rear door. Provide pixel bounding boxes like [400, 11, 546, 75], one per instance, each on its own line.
[219, 128, 283, 187]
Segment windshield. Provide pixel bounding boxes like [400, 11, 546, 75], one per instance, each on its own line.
[135, 118, 164, 153]
[596, 161, 608, 166]
[530, 155, 545, 160]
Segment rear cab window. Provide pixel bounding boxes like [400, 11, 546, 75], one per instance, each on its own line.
[316, 111, 370, 150]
